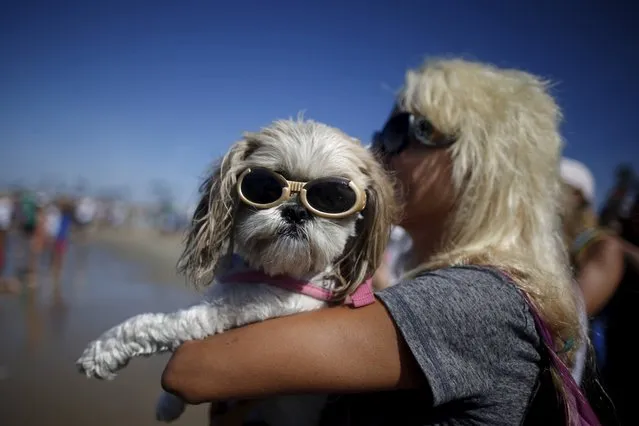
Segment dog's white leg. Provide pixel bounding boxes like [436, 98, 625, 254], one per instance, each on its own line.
[76, 302, 222, 380]
[77, 285, 322, 380]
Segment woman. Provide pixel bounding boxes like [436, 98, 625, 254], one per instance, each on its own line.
[162, 59, 591, 424]
[373, 158, 613, 389]
[43, 199, 62, 250]
[74, 195, 97, 235]
[0, 192, 12, 272]
[0, 191, 20, 293]
[50, 198, 74, 282]
[23, 194, 47, 287]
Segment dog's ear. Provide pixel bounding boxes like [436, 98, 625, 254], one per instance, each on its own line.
[178, 137, 257, 288]
[335, 153, 398, 298]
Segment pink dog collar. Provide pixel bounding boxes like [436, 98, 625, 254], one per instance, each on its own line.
[344, 279, 375, 307]
[218, 271, 375, 307]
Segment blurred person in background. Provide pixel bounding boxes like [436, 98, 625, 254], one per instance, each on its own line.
[73, 195, 96, 270]
[16, 191, 47, 286]
[0, 192, 13, 270]
[559, 158, 624, 318]
[557, 158, 624, 418]
[74, 195, 97, 238]
[50, 198, 75, 283]
[618, 191, 638, 246]
[594, 194, 639, 425]
[17, 190, 39, 253]
[0, 191, 20, 293]
[43, 198, 62, 250]
[599, 165, 634, 232]
[619, 198, 639, 269]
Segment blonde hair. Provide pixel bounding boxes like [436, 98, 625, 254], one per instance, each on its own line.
[398, 58, 581, 366]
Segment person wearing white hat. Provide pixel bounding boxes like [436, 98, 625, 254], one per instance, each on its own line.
[559, 158, 623, 315]
[559, 158, 624, 386]
[561, 157, 596, 206]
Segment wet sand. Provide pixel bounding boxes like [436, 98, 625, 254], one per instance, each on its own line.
[0, 229, 209, 425]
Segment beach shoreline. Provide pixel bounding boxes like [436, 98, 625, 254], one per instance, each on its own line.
[88, 228, 189, 286]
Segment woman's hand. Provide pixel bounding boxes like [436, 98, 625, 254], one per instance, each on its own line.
[161, 302, 425, 405]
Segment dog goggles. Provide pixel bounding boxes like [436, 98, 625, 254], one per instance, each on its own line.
[372, 112, 455, 156]
[237, 167, 367, 219]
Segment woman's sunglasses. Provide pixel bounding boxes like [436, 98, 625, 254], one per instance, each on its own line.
[372, 112, 455, 156]
[237, 167, 367, 219]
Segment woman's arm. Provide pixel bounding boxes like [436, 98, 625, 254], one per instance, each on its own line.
[575, 235, 625, 316]
[161, 302, 425, 404]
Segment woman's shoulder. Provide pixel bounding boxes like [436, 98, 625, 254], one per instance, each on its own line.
[375, 265, 540, 422]
[376, 263, 539, 355]
[382, 265, 528, 311]
[400, 263, 517, 283]
[428, 264, 517, 285]
[379, 265, 536, 344]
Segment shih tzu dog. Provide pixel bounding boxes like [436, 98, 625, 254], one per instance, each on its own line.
[76, 118, 396, 426]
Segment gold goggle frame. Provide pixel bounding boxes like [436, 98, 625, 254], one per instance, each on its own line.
[236, 167, 367, 219]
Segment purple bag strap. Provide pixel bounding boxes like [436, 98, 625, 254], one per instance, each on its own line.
[493, 268, 601, 426]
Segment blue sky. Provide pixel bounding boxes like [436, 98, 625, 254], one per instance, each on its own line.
[1, 0, 637, 208]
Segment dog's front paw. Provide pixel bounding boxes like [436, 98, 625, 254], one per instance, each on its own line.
[76, 339, 129, 380]
[156, 391, 186, 422]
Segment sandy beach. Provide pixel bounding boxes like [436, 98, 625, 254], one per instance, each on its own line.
[0, 228, 209, 426]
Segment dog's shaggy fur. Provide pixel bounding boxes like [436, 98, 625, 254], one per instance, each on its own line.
[76, 118, 396, 425]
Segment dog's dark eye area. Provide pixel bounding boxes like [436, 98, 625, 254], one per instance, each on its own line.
[240, 169, 284, 205]
[304, 178, 357, 214]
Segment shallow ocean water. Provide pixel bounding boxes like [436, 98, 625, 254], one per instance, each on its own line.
[0, 235, 208, 426]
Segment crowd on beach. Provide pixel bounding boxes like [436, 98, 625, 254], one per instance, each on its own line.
[0, 189, 194, 291]
[0, 190, 99, 292]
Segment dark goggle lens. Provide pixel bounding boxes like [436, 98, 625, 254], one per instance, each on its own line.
[240, 169, 284, 204]
[305, 178, 358, 214]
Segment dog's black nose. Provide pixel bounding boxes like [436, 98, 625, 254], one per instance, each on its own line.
[281, 204, 311, 224]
